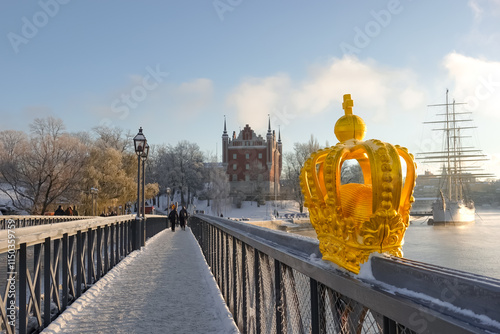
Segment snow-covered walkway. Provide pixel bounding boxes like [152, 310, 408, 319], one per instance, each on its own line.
[42, 227, 240, 334]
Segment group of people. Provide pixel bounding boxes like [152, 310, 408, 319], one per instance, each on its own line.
[54, 205, 78, 216]
[168, 205, 189, 231]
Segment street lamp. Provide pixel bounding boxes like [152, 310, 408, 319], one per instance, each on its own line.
[166, 187, 171, 212]
[140, 143, 149, 247]
[133, 127, 147, 250]
[141, 143, 149, 219]
[90, 187, 98, 216]
[133, 127, 147, 217]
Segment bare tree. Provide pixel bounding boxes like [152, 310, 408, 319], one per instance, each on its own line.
[206, 163, 230, 216]
[282, 135, 320, 212]
[0, 117, 87, 214]
[153, 141, 205, 206]
[79, 127, 158, 215]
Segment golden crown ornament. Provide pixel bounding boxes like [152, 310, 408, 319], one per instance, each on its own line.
[300, 94, 417, 274]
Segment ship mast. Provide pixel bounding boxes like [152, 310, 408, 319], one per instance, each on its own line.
[417, 90, 491, 201]
[445, 90, 452, 200]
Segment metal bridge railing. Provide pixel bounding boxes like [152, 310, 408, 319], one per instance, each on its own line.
[0, 216, 90, 229]
[0, 214, 168, 334]
[190, 214, 500, 334]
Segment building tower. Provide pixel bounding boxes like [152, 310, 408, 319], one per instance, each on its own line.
[222, 115, 229, 168]
[266, 115, 273, 172]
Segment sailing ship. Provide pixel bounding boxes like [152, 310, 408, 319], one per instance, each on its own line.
[417, 90, 490, 225]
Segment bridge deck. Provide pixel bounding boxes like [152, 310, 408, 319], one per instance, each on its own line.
[42, 227, 239, 334]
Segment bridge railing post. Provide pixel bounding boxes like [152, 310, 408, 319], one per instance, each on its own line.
[62, 233, 68, 310]
[310, 278, 319, 334]
[19, 243, 27, 334]
[44, 237, 51, 327]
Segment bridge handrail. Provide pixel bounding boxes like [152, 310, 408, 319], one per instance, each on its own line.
[0, 215, 167, 253]
[191, 214, 500, 334]
[0, 215, 91, 229]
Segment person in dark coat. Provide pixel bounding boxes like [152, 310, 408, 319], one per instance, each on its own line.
[65, 206, 73, 216]
[179, 206, 188, 231]
[168, 206, 178, 232]
[54, 205, 65, 216]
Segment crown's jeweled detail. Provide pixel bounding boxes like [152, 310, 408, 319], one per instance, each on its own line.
[300, 94, 417, 274]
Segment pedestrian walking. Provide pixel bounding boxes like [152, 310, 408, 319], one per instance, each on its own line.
[179, 206, 188, 231]
[65, 206, 73, 216]
[54, 205, 65, 216]
[168, 205, 178, 232]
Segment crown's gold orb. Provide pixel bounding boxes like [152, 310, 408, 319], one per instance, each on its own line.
[334, 94, 366, 142]
[334, 114, 366, 142]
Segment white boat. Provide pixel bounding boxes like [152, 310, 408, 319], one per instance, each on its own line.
[417, 90, 491, 225]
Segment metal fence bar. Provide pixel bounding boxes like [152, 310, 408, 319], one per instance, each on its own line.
[97, 226, 102, 280]
[254, 248, 261, 334]
[242, 242, 247, 334]
[310, 278, 319, 334]
[275, 259, 282, 334]
[104, 225, 109, 274]
[225, 233, 230, 304]
[62, 234, 69, 310]
[19, 243, 27, 334]
[44, 238, 51, 327]
[232, 236, 237, 319]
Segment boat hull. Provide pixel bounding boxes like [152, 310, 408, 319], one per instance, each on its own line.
[430, 201, 475, 225]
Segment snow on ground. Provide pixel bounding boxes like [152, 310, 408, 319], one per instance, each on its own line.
[190, 199, 308, 221]
[42, 227, 239, 334]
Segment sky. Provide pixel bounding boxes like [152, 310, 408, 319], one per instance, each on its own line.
[1, 0, 500, 177]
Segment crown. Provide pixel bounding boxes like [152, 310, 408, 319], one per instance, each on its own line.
[300, 94, 417, 274]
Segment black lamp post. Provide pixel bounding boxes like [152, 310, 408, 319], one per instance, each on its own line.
[133, 127, 147, 250]
[90, 187, 98, 216]
[141, 143, 149, 219]
[140, 143, 149, 247]
[166, 187, 171, 212]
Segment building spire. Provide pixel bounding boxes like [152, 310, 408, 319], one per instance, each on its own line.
[223, 115, 227, 134]
[267, 114, 272, 134]
[278, 125, 281, 142]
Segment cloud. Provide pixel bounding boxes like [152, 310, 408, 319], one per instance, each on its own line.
[225, 56, 426, 133]
[443, 52, 500, 118]
[165, 78, 214, 117]
[465, 0, 500, 49]
[468, 0, 484, 20]
[468, 0, 500, 21]
[89, 76, 214, 129]
[226, 74, 291, 130]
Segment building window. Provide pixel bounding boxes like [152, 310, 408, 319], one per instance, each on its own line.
[258, 153, 262, 159]
[245, 153, 249, 159]
[246, 164, 249, 170]
[258, 174, 263, 182]
[233, 153, 237, 159]
[233, 164, 237, 170]
[245, 175, 250, 182]
[232, 174, 237, 181]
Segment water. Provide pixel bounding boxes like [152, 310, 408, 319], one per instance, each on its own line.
[292, 209, 500, 280]
[404, 209, 500, 279]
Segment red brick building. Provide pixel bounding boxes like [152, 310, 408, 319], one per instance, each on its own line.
[222, 117, 282, 198]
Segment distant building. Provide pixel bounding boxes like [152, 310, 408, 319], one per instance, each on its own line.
[222, 117, 282, 198]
